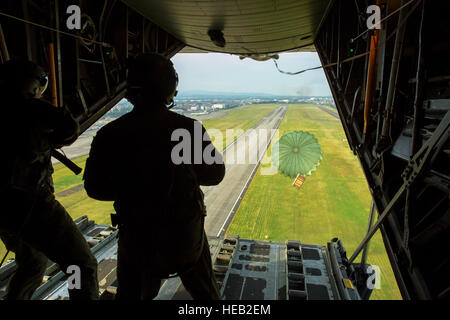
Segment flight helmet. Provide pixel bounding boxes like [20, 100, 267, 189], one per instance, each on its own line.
[126, 53, 178, 108]
[0, 59, 48, 99]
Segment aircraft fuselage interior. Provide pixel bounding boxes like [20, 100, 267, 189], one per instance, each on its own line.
[0, 0, 448, 300]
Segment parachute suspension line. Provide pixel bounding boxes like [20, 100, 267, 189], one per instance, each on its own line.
[0, 11, 111, 47]
[272, 51, 369, 76]
[273, 59, 322, 75]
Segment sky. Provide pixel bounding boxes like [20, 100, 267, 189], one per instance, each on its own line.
[171, 52, 332, 97]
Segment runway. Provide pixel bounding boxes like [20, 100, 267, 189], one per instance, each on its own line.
[202, 106, 287, 237]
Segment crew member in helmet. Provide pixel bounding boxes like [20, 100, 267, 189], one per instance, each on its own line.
[83, 53, 225, 300]
[0, 59, 99, 300]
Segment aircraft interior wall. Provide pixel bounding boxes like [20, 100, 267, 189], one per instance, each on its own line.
[315, 0, 450, 300]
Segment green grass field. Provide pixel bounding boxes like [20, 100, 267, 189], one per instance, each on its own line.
[319, 105, 338, 113]
[226, 104, 402, 300]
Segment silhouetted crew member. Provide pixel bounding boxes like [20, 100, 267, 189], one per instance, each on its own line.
[84, 53, 225, 300]
[0, 60, 99, 300]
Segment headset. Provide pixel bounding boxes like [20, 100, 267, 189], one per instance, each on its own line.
[0, 59, 48, 99]
[167, 67, 178, 109]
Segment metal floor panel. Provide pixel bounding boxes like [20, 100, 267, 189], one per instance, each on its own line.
[0, 221, 360, 300]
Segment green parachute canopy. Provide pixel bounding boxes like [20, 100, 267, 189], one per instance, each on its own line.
[271, 131, 322, 178]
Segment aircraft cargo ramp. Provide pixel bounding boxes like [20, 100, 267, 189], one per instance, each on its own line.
[0, 216, 364, 300]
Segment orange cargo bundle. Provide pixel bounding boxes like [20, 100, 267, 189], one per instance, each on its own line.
[292, 174, 306, 189]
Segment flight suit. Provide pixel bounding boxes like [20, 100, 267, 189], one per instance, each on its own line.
[0, 98, 99, 300]
[84, 103, 225, 300]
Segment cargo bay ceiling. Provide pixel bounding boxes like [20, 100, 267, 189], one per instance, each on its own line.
[120, 0, 331, 54]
